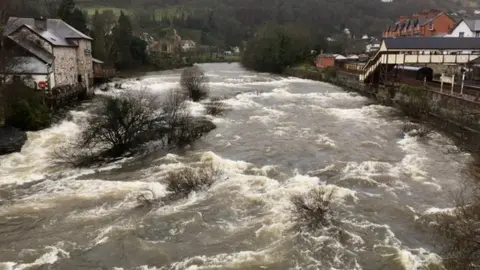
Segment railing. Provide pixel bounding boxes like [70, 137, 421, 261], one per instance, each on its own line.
[94, 69, 116, 78]
[359, 51, 480, 82]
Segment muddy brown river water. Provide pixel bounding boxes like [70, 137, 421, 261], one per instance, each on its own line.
[0, 63, 473, 270]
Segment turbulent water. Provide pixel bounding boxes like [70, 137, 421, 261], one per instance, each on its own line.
[0, 63, 474, 270]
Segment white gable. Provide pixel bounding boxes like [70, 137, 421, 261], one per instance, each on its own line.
[448, 21, 474, 37]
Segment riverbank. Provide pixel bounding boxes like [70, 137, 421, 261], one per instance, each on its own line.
[284, 67, 480, 153]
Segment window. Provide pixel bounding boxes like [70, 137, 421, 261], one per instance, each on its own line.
[476, 32, 480, 37]
[459, 32, 465, 37]
[429, 23, 434, 31]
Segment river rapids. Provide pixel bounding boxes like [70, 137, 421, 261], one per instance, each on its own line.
[0, 63, 474, 270]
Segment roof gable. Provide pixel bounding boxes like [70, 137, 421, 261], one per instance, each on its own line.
[464, 18, 480, 31]
[5, 17, 92, 42]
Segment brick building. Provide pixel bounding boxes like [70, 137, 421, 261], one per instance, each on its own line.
[383, 9, 457, 38]
[315, 54, 335, 68]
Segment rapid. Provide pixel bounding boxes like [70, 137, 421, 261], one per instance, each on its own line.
[0, 63, 474, 270]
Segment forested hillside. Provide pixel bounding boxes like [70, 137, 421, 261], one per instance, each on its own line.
[2, 0, 475, 49]
[76, 0, 468, 36]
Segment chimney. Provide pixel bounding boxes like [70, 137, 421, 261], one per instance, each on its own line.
[399, 16, 409, 22]
[34, 17, 47, 30]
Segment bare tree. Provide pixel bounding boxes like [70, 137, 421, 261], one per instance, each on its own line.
[291, 188, 335, 229]
[435, 162, 480, 269]
[55, 89, 216, 167]
[204, 97, 230, 116]
[180, 66, 209, 101]
[136, 164, 224, 208]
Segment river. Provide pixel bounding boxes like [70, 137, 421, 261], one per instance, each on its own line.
[0, 63, 474, 270]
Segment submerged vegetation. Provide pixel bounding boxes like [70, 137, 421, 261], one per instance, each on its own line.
[137, 164, 224, 207]
[291, 188, 335, 230]
[56, 66, 216, 166]
[434, 165, 480, 269]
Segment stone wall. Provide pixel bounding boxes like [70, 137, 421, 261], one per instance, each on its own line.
[73, 39, 93, 86]
[53, 47, 77, 86]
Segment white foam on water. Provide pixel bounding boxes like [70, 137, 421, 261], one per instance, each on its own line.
[0, 246, 69, 270]
[391, 248, 443, 270]
[0, 179, 166, 216]
[422, 206, 456, 216]
[341, 161, 402, 189]
[147, 248, 276, 270]
[316, 134, 336, 149]
[185, 101, 206, 117]
[396, 135, 435, 186]
[0, 113, 86, 185]
[200, 151, 252, 173]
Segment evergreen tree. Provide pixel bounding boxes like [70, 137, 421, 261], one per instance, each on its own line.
[57, 0, 88, 35]
[91, 10, 107, 61]
[57, 0, 75, 20]
[113, 11, 134, 68]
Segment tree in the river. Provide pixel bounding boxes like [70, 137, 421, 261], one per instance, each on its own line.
[435, 165, 480, 269]
[241, 24, 313, 73]
[56, 89, 216, 167]
[180, 66, 209, 102]
[291, 188, 335, 230]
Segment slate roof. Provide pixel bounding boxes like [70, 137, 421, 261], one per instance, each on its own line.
[383, 37, 480, 50]
[464, 19, 480, 31]
[6, 56, 50, 74]
[7, 34, 54, 64]
[4, 17, 92, 43]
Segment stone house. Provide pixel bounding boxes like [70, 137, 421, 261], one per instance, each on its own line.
[2, 17, 100, 90]
[150, 29, 182, 54]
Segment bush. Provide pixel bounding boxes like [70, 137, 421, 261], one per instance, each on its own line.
[180, 66, 209, 101]
[435, 172, 480, 269]
[323, 67, 337, 80]
[291, 188, 335, 229]
[136, 165, 223, 208]
[164, 165, 221, 198]
[1, 83, 51, 131]
[204, 98, 229, 116]
[56, 90, 216, 167]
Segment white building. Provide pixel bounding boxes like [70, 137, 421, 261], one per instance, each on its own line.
[180, 40, 196, 51]
[2, 17, 99, 89]
[448, 19, 480, 38]
[366, 42, 381, 53]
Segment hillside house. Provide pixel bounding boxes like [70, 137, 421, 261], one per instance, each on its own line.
[2, 17, 102, 90]
[150, 29, 182, 54]
[315, 54, 335, 68]
[448, 19, 480, 37]
[383, 9, 456, 38]
[180, 40, 196, 52]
